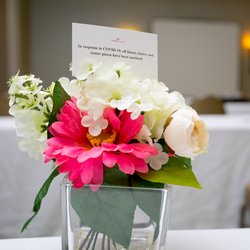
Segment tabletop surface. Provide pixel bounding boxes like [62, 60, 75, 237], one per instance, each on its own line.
[1, 228, 250, 250]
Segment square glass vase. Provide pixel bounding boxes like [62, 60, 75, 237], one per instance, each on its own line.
[61, 178, 172, 250]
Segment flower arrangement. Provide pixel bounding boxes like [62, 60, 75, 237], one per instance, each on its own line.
[8, 59, 208, 246]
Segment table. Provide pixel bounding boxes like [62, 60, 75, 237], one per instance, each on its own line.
[1, 229, 250, 250]
[1, 115, 250, 238]
[224, 102, 250, 114]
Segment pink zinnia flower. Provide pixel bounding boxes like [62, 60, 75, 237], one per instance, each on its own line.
[44, 98, 157, 189]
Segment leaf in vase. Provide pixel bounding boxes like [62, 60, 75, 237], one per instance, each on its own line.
[71, 185, 137, 248]
[130, 175, 164, 240]
[103, 166, 130, 187]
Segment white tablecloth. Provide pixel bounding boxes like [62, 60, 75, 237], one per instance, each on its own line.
[1, 229, 250, 250]
[1, 115, 250, 238]
[0, 117, 62, 238]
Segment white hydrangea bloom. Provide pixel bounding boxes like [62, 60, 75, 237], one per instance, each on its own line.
[10, 109, 48, 159]
[8, 73, 52, 159]
[74, 62, 174, 135]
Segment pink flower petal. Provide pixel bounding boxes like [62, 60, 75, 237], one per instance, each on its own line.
[77, 147, 103, 162]
[118, 111, 143, 143]
[129, 143, 158, 158]
[103, 108, 121, 132]
[117, 144, 133, 153]
[47, 137, 76, 147]
[60, 146, 84, 158]
[118, 153, 148, 174]
[73, 177, 84, 188]
[102, 152, 117, 168]
[90, 157, 103, 190]
[101, 143, 119, 151]
[115, 153, 135, 175]
[134, 160, 148, 173]
[80, 159, 94, 184]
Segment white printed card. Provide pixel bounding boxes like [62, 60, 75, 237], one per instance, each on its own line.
[72, 23, 158, 79]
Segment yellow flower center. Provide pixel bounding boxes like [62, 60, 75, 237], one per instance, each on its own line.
[86, 127, 117, 147]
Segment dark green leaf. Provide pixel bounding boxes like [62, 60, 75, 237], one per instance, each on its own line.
[71, 185, 137, 248]
[103, 166, 130, 187]
[130, 174, 164, 189]
[21, 167, 59, 233]
[48, 80, 70, 138]
[176, 156, 192, 169]
[139, 157, 202, 189]
[130, 175, 163, 240]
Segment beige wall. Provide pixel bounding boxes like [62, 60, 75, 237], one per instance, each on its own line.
[0, 0, 29, 115]
[0, 0, 8, 115]
[28, 0, 250, 93]
[0, 0, 7, 92]
[2, 0, 250, 115]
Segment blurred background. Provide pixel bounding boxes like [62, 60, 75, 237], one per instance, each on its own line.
[1, 0, 250, 239]
[1, 0, 250, 114]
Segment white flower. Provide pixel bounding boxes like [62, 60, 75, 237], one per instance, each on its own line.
[10, 109, 48, 159]
[81, 114, 108, 136]
[164, 106, 209, 158]
[135, 125, 153, 145]
[146, 143, 169, 170]
[8, 73, 52, 159]
[110, 94, 141, 111]
[112, 62, 131, 78]
[75, 62, 173, 131]
[8, 73, 43, 106]
[76, 58, 102, 80]
[127, 101, 154, 120]
[144, 91, 186, 140]
[59, 77, 84, 98]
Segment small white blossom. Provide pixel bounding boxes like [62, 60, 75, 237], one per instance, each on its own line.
[59, 77, 84, 98]
[146, 143, 169, 170]
[81, 115, 108, 136]
[76, 58, 102, 80]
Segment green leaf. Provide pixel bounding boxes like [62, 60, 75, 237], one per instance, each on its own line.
[176, 156, 192, 169]
[130, 174, 164, 189]
[139, 157, 202, 189]
[130, 175, 163, 240]
[71, 185, 137, 248]
[48, 80, 70, 138]
[103, 166, 130, 187]
[21, 167, 59, 233]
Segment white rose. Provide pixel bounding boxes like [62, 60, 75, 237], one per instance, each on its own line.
[164, 106, 209, 158]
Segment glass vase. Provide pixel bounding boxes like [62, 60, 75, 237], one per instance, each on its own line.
[61, 178, 172, 250]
